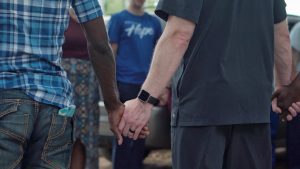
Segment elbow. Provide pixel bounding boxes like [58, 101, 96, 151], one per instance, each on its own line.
[87, 41, 112, 58]
[170, 28, 194, 49]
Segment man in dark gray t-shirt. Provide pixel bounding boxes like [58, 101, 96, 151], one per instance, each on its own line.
[118, 0, 292, 168]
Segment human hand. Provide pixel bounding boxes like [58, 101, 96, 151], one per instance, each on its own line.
[271, 97, 295, 121]
[139, 125, 150, 139]
[107, 103, 125, 145]
[118, 98, 153, 140]
[272, 85, 300, 121]
[286, 102, 300, 120]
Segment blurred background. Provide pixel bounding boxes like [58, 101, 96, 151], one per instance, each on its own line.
[99, 0, 158, 15]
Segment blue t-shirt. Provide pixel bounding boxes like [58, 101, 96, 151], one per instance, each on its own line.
[108, 10, 162, 84]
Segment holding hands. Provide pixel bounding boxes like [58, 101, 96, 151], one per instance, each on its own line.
[115, 88, 170, 142]
[108, 100, 151, 145]
[272, 74, 300, 121]
[118, 98, 153, 140]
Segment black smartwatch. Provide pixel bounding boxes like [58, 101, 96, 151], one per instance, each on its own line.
[137, 89, 159, 106]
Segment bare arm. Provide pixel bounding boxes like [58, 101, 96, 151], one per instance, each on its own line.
[272, 19, 294, 121]
[81, 17, 124, 144]
[81, 18, 122, 111]
[274, 19, 293, 88]
[118, 16, 196, 140]
[142, 16, 195, 97]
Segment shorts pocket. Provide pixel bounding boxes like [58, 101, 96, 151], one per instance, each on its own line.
[0, 99, 31, 169]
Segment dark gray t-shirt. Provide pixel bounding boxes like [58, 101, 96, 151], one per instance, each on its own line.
[155, 0, 287, 126]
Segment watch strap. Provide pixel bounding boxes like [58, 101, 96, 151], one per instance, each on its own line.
[147, 95, 160, 106]
[138, 89, 159, 106]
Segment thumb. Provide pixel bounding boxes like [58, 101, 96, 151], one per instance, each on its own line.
[271, 89, 281, 101]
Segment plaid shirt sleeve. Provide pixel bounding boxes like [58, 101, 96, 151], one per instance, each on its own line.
[72, 0, 103, 23]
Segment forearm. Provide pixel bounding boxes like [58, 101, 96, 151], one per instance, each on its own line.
[81, 18, 122, 112]
[274, 19, 293, 87]
[142, 16, 195, 98]
[88, 43, 121, 111]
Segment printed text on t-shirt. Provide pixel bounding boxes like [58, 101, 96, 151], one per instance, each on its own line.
[125, 21, 154, 39]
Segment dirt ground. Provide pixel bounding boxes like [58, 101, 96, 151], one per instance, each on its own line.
[99, 150, 287, 169]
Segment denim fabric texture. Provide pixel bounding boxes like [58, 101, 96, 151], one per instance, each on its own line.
[0, 90, 74, 169]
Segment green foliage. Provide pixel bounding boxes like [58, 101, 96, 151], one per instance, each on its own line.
[104, 0, 126, 15]
[103, 0, 158, 15]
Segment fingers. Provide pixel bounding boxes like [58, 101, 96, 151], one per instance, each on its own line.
[287, 103, 300, 120]
[271, 89, 281, 100]
[116, 129, 123, 145]
[118, 115, 126, 133]
[136, 126, 150, 139]
[286, 114, 293, 121]
[272, 98, 282, 113]
[126, 126, 150, 140]
[123, 124, 131, 137]
[110, 127, 123, 145]
[127, 127, 136, 139]
[139, 127, 150, 137]
[288, 105, 298, 117]
[133, 126, 143, 140]
[290, 102, 300, 113]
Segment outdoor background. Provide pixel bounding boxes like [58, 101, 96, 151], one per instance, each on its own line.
[97, 0, 300, 169]
[99, 0, 300, 16]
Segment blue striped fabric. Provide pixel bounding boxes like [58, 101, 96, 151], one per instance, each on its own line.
[0, 0, 102, 108]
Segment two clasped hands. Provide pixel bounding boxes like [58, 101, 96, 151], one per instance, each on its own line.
[272, 73, 300, 121]
[108, 88, 170, 145]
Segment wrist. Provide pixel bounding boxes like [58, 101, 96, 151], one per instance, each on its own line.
[104, 99, 123, 113]
[137, 89, 160, 106]
[137, 98, 154, 109]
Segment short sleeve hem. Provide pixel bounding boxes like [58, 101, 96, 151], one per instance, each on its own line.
[273, 0, 287, 24]
[72, 0, 103, 23]
[155, 0, 203, 24]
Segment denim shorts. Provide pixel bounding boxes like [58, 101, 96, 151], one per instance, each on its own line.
[0, 90, 74, 169]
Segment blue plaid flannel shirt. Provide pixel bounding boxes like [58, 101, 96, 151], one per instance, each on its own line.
[0, 0, 102, 108]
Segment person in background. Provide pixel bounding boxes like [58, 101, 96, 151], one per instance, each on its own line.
[0, 0, 125, 168]
[119, 0, 292, 169]
[108, 0, 163, 168]
[62, 9, 101, 169]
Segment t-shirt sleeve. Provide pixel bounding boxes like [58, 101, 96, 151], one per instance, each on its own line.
[290, 23, 300, 52]
[72, 0, 103, 23]
[107, 15, 122, 43]
[273, 0, 287, 24]
[154, 0, 203, 24]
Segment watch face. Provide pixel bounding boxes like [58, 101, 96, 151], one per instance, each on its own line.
[138, 90, 150, 102]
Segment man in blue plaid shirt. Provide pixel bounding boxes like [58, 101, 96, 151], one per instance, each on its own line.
[0, 0, 125, 168]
